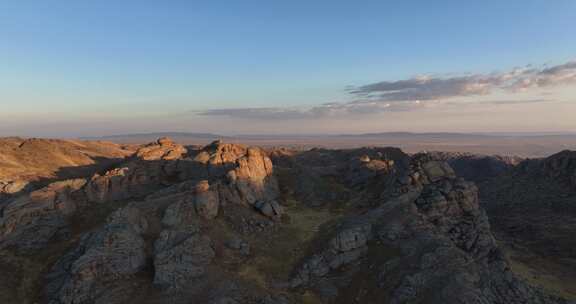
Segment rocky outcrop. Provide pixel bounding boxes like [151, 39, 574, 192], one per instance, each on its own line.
[197, 143, 282, 218]
[45, 207, 149, 304]
[291, 155, 565, 303]
[254, 200, 283, 220]
[153, 228, 215, 290]
[135, 137, 187, 161]
[0, 138, 571, 304]
[0, 180, 28, 200]
[152, 181, 218, 291]
[424, 151, 522, 182]
[84, 139, 189, 203]
[194, 140, 247, 168]
[227, 147, 278, 204]
[149, 142, 281, 291]
[0, 139, 282, 251]
[193, 180, 220, 219]
[477, 150, 576, 300]
[347, 154, 397, 187]
[540, 150, 576, 188]
[0, 179, 86, 250]
[290, 221, 372, 288]
[160, 180, 220, 228]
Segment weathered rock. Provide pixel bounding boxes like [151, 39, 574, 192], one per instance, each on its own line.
[84, 162, 177, 203]
[421, 161, 456, 182]
[226, 147, 279, 205]
[0, 180, 28, 197]
[291, 157, 566, 304]
[225, 237, 251, 256]
[199, 140, 247, 166]
[84, 142, 189, 204]
[423, 151, 521, 182]
[254, 200, 283, 219]
[359, 155, 371, 163]
[330, 223, 372, 252]
[0, 179, 86, 250]
[159, 180, 220, 228]
[153, 229, 215, 290]
[162, 197, 200, 229]
[135, 137, 187, 160]
[46, 207, 148, 304]
[540, 150, 576, 188]
[291, 222, 372, 287]
[194, 180, 220, 219]
[0, 140, 569, 304]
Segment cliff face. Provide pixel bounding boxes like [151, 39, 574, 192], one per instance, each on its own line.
[0, 138, 571, 304]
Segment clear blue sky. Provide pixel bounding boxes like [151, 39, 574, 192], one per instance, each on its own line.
[1, 1, 575, 136]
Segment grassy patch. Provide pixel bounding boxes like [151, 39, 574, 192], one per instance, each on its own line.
[240, 197, 345, 290]
[260, 204, 342, 280]
[237, 264, 268, 290]
[0, 244, 68, 304]
[503, 245, 576, 300]
[334, 241, 401, 304]
[301, 290, 323, 304]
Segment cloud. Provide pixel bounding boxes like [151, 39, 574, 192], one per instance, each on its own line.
[351, 60, 576, 100]
[350, 74, 501, 101]
[507, 61, 576, 91]
[198, 60, 575, 120]
[483, 98, 551, 105]
[197, 100, 426, 120]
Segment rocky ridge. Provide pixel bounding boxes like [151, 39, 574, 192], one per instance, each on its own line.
[0, 138, 572, 303]
[288, 153, 562, 303]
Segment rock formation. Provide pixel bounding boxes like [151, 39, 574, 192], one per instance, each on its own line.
[0, 137, 572, 303]
[45, 207, 149, 304]
[290, 153, 563, 303]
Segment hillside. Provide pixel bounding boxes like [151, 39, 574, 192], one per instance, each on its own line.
[0, 137, 135, 202]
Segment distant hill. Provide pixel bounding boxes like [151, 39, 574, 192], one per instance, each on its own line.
[0, 137, 135, 182]
[81, 132, 224, 144]
[81, 132, 576, 157]
[0, 137, 135, 203]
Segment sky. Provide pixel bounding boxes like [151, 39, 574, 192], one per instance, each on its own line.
[0, 0, 575, 137]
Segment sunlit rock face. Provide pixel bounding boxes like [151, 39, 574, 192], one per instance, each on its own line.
[135, 137, 188, 161]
